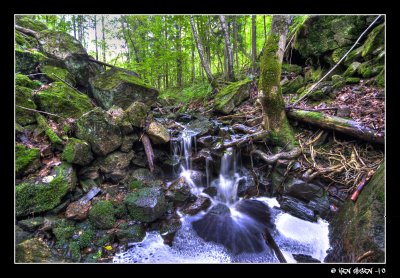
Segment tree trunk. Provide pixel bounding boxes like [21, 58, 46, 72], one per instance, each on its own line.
[259, 15, 296, 148]
[252, 15, 257, 73]
[263, 15, 267, 39]
[286, 110, 384, 144]
[219, 15, 235, 81]
[120, 17, 130, 62]
[190, 16, 214, 85]
[191, 42, 195, 83]
[176, 19, 183, 88]
[233, 16, 239, 71]
[101, 15, 106, 63]
[72, 15, 77, 38]
[94, 15, 99, 60]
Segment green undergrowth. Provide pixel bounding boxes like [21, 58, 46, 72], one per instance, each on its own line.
[159, 82, 212, 104]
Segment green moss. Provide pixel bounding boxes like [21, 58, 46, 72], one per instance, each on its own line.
[343, 62, 361, 77]
[344, 46, 364, 65]
[34, 82, 93, 119]
[41, 65, 76, 86]
[78, 229, 95, 248]
[94, 234, 112, 247]
[362, 24, 384, 58]
[15, 16, 47, 32]
[282, 76, 305, 94]
[281, 63, 303, 74]
[129, 180, 143, 191]
[36, 114, 63, 145]
[53, 219, 75, 247]
[114, 203, 128, 219]
[15, 31, 32, 49]
[15, 48, 47, 75]
[16, 85, 37, 126]
[376, 69, 384, 87]
[331, 75, 346, 89]
[214, 78, 252, 114]
[15, 163, 75, 217]
[124, 101, 150, 128]
[93, 69, 153, 91]
[89, 201, 116, 230]
[15, 144, 40, 177]
[16, 74, 41, 89]
[116, 224, 145, 243]
[331, 46, 351, 64]
[61, 138, 93, 165]
[68, 241, 81, 262]
[38, 30, 85, 58]
[346, 77, 361, 84]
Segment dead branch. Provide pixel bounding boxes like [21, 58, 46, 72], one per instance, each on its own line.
[252, 147, 301, 164]
[356, 250, 375, 262]
[142, 133, 155, 172]
[212, 130, 269, 151]
[15, 25, 38, 38]
[263, 229, 287, 263]
[16, 105, 64, 118]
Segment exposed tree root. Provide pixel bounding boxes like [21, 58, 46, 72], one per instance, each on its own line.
[252, 147, 301, 164]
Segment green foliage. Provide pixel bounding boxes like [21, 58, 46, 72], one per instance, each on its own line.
[89, 201, 116, 230]
[160, 81, 212, 103]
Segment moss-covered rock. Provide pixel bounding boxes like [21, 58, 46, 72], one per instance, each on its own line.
[294, 15, 374, 58]
[330, 46, 351, 64]
[214, 79, 252, 114]
[41, 65, 76, 86]
[357, 61, 384, 78]
[326, 163, 385, 262]
[76, 107, 122, 156]
[343, 61, 361, 77]
[34, 82, 93, 119]
[331, 75, 346, 89]
[15, 48, 47, 75]
[15, 30, 36, 49]
[16, 163, 76, 217]
[97, 151, 134, 182]
[281, 76, 305, 94]
[361, 23, 384, 58]
[120, 134, 139, 152]
[345, 77, 361, 84]
[62, 138, 94, 166]
[16, 225, 32, 245]
[18, 217, 44, 232]
[124, 186, 167, 222]
[304, 67, 323, 83]
[88, 200, 116, 230]
[281, 63, 303, 74]
[16, 74, 41, 89]
[147, 121, 170, 144]
[16, 85, 37, 126]
[15, 15, 47, 32]
[90, 68, 159, 110]
[107, 105, 134, 135]
[53, 219, 76, 247]
[16, 238, 52, 263]
[124, 101, 150, 128]
[36, 114, 63, 146]
[344, 46, 364, 66]
[116, 224, 145, 243]
[375, 69, 384, 87]
[165, 177, 191, 202]
[15, 144, 41, 178]
[68, 241, 81, 262]
[123, 168, 157, 187]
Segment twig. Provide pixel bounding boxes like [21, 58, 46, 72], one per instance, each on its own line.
[356, 250, 374, 262]
[16, 105, 64, 118]
[291, 15, 382, 106]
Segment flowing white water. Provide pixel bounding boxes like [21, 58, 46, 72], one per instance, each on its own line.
[114, 127, 331, 263]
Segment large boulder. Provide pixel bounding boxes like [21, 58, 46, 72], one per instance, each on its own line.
[214, 79, 252, 114]
[34, 82, 93, 119]
[16, 163, 76, 218]
[16, 238, 53, 263]
[15, 16, 47, 32]
[124, 101, 150, 128]
[325, 163, 385, 262]
[62, 138, 94, 166]
[15, 85, 37, 126]
[294, 16, 375, 59]
[76, 107, 122, 156]
[40, 64, 76, 86]
[124, 186, 167, 222]
[15, 144, 41, 178]
[90, 68, 159, 110]
[147, 121, 170, 144]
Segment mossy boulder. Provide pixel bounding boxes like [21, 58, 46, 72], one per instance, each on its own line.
[123, 168, 158, 187]
[147, 121, 170, 144]
[15, 144, 41, 178]
[165, 177, 191, 202]
[16, 74, 41, 89]
[35, 114, 63, 146]
[88, 200, 116, 230]
[53, 219, 76, 247]
[331, 75, 346, 89]
[375, 69, 384, 87]
[90, 68, 159, 110]
[107, 105, 134, 135]
[124, 101, 150, 128]
[16, 238, 52, 263]
[294, 15, 374, 58]
[343, 61, 361, 77]
[15, 15, 47, 32]
[344, 46, 364, 66]
[361, 23, 384, 58]
[357, 61, 384, 78]
[281, 76, 305, 94]
[345, 77, 361, 84]
[326, 163, 385, 262]
[116, 224, 146, 243]
[16, 163, 76, 218]
[329, 46, 351, 65]
[76, 107, 122, 156]
[120, 134, 139, 152]
[16, 225, 32, 245]
[15, 48, 47, 75]
[34, 82, 93, 119]
[62, 138, 94, 166]
[214, 78, 252, 114]
[281, 63, 303, 74]
[124, 186, 167, 222]
[41, 65, 76, 86]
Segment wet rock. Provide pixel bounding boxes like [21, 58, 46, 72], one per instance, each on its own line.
[237, 168, 257, 197]
[62, 138, 94, 166]
[197, 135, 222, 148]
[124, 186, 167, 222]
[16, 225, 32, 245]
[159, 217, 182, 246]
[279, 196, 317, 222]
[282, 178, 324, 202]
[98, 151, 134, 182]
[123, 168, 158, 186]
[79, 179, 98, 193]
[88, 200, 116, 230]
[181, 196, 212, 215]
[16, 238, 53, 263]
[15, 144, 41, 178]
[16, 163, 76, 218]
[90, 68, 158, 110]
[326, 163, 385, 262]
[186, 118, 215, 136]
[147, 121, 170, 144]
[16, 85, 38, 126]
[18, 217, 44, 232]
[34, 82, 94, 119]
[120, 134, 139, 152]
[176, 113, 193, 122]
[65, 201, 92, 221]
[166, 177, 192, 202]
[181, 170, 206, 185]
[293, 254, 321, 263]
[107, 105, 134, 135]
[124, 101, 150, 128]
[116, 223, 146, 243]
[76, 107, 122, 156]
[214, 79, 252, 114]
[202, 187, 218, 198]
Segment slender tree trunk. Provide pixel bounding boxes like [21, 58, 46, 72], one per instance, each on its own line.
[191, 42, 195, 83]
[264, 15, 267, 39]
[190, 16, 214, 84]
[72, 15, 77, 38]
[233, 16, 239, 71]
[176, 20, 183, 88]
[219, 15, 234, 81]
[120, 17, 130, 62]
[259, 15, 296, 148]
[101, 15, 106, 63]
[252, 15, 257, 73]
[94, 15, 99, 60]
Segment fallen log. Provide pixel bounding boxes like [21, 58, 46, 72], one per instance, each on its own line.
[286, 110, 384, 144]
[142, 133, 155, 172]
[263, 229, 287, 263]
[212, 130, 269, 151]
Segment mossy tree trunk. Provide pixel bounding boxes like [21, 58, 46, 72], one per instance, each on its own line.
[259, 15, 297, 148]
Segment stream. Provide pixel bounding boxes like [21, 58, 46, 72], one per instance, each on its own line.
[113, 126, 330, 263]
